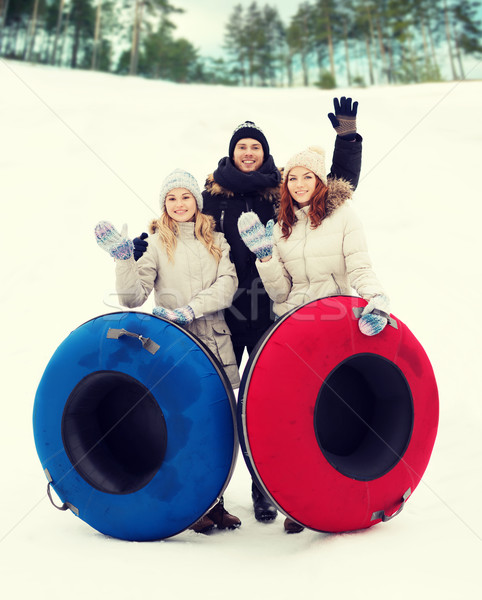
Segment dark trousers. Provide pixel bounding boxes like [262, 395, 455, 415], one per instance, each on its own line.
[233, 342, 276, 509]
[233, 343, 257, 367]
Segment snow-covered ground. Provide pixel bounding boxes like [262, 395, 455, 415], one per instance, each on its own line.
[1, 59, 481, 599]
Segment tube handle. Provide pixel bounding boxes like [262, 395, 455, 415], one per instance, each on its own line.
[45, 469, 79, 516]
[106, 328, 160, 355]
[371, 488, 411, 523]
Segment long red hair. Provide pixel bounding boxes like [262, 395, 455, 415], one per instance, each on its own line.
[278, 175, 329, 239]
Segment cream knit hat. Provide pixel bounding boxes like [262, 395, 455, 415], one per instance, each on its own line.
[284, 146, 327, 185]
[159, 169, 203, 213]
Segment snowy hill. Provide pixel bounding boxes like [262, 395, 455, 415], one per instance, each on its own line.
[1, 59, 481, 599]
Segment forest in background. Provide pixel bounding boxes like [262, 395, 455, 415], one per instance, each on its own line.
[0, 0, 481, 87]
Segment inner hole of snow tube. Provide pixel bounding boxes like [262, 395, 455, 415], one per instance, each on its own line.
[62, 371, 167, 495]
[314, 354, 413, 481]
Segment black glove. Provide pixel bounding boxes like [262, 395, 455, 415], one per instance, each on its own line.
[133, 232, 148, 261]
[327, 97, 358, 141]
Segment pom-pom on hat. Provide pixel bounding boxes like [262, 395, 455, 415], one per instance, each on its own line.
[284, 146, 327, 185]
[229, 121, 270, 161]
[159, 169, 203, 213]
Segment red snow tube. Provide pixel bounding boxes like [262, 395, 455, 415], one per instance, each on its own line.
[238, 296, 439, 533]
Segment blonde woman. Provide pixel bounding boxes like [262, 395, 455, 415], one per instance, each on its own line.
[95, 169, 241, 533]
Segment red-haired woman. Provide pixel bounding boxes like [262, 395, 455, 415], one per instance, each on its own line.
[237, 146, 389, 532]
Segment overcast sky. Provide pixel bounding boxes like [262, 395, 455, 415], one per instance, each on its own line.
[170, 0, 300, 58]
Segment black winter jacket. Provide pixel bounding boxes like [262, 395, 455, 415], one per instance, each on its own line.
[202, 134, 362, 347]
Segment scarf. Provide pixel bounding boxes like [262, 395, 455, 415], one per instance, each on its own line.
[213, 155, 281, 196]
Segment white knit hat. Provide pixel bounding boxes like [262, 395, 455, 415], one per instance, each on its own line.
[159, 169, 203, 213]
[284, 146, 327, 185]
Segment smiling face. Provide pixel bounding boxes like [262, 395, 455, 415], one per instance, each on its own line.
[164, 188, 197, 222]
[232, 138, 264, 173]
[287, 166, 317, 207]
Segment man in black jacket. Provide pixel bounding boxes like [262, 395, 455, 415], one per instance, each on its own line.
[201, 97, 362, 525]
[202, 98, 362, 365]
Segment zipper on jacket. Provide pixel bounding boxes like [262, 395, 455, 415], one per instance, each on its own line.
[302, 214, 309, 284]
[331, 273, 341, 295]
[219, 199, 228, 234]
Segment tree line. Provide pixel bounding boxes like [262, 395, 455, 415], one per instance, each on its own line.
[223, 0, 482, 86]
[0, 0, 481, 86]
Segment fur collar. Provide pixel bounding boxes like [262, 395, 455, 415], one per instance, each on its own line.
[149, 218, 159, 234]
[322, 176, 353, 218]
[204, 172, 353, 216]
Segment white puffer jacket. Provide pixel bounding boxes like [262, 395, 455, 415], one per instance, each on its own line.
[115, 221, 240, 388]
[256, 178, 385, 317]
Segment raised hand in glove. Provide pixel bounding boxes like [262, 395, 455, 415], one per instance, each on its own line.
[327, 96, 358, 141]
[153, 305, 195, 326]
[237, 212, 274, 260]
[358, 295, 390, 336]
[95, 221, 134, 260]
[133, 232, 148, 261]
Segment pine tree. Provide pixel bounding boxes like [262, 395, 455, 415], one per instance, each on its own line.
[224, 4, 247, 85]
[90, 0, 101, 68]
[256, 5, 285, 86]
[1, 0, 31, 56]
[24, 0, 44, 61]
[451, 0, 482, 78]
[51, 0, 67, 65]
[312, 0, 338, 79]
[140, 20, 200, 82]
[67, 0, 95, 68]
[442, 0, 459, 78]
[336, 0, 357, 86]
[287, 2, 313, 86]
[385, 0, 417, 83]
[412, 0, 440, 81]
[128, 0, 182, 76]
[352, 0, 377, 85]
[244, 2, 262, 85]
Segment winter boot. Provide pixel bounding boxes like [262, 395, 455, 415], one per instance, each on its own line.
[284, 517, 304, 534]
[188, 515, 215, 534]
[207, 497, 241, 530]
[251, 481, 277, 522]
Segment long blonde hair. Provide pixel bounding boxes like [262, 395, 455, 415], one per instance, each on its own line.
[152, 211, 222, 263]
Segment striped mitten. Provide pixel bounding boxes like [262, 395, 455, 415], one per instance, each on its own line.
[95, 221, 134, 260]
[153, 305, 195, 326]
[237, 212, 274, 260]
[359, 295, 390, 336]
[327, 96, 358, 141]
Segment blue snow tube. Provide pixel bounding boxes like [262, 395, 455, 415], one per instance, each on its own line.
[33, 312, 237, 541]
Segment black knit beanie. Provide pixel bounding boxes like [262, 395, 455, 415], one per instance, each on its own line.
[228, 121, 270, 161]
